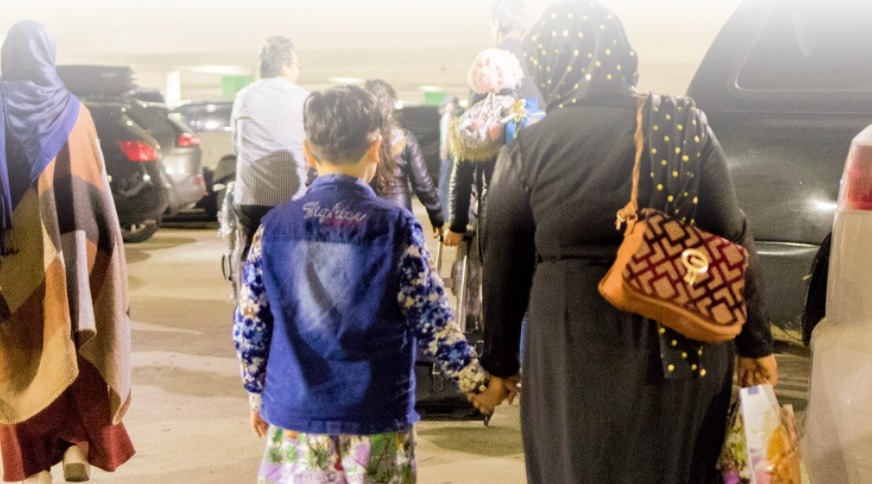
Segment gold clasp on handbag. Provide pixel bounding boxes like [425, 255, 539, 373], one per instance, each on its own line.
[681, 249, 709, 286]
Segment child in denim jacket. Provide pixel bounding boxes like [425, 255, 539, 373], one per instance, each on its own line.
[233, 86, 503, 483]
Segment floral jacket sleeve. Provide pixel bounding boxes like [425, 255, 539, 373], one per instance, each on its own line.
[398, 222, 488, 394]
[233, 226, 272, 394]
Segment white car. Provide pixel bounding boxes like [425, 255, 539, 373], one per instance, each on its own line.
[803, 124, 872, 483]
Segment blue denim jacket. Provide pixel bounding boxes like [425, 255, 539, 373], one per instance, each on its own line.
[233, 174, 486, 435]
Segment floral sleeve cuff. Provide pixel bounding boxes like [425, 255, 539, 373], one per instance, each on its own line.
[249, 393, 262, 412]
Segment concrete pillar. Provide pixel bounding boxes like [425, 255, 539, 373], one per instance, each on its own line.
[166, 70, 181, 107]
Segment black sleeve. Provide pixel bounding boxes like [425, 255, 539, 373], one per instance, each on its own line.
[479, 141, 536, 378]
[694, 127, 774, 358]
[449, 160, 475, 233]
[402, 132, 444, 228]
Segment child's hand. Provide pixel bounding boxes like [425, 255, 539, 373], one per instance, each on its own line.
[250, 408, 269, 438]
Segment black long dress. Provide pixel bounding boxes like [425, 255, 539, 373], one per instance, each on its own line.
[479, 92, 774, 483]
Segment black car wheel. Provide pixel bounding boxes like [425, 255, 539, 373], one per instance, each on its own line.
[121, 220, 159, 243]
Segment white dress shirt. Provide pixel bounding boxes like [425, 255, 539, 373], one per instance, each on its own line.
[232, 77, 309, 206]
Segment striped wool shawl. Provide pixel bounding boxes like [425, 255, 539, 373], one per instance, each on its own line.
[0, 104, 131, 425]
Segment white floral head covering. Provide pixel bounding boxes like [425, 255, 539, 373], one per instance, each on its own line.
[467, 48, 524, 95]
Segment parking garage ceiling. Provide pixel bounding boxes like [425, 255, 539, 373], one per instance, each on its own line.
[2, 0, 740, 103]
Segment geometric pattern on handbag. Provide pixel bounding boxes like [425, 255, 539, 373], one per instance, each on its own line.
[598, 94, 750, 345]
[624, 208, 749, 329]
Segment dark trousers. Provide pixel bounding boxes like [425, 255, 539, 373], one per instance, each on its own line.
[234, 204, 274, 259]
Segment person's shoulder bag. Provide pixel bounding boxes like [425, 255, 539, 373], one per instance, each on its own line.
[598, 94, 749, 343]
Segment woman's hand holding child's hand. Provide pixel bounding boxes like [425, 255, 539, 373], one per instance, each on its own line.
[469, 375, 521, 415]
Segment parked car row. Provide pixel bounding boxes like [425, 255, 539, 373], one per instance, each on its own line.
[170, 100, 445, 220]
[56, 65, 206, 242]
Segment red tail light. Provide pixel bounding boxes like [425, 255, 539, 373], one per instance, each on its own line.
[840, 125, 872, 211]
[176, 133, 201, 147]
[117, 140, 158, 162]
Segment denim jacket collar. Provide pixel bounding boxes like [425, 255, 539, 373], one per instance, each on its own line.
[308, 173, 376, 198]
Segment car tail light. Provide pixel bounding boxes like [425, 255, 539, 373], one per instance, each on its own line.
[117, 140, 158, 162]
[176, 133, 201, 147]
[840, 125, 872, 211]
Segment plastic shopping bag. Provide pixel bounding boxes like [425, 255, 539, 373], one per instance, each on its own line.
[718, 400, 751, 484]
[717, 384, 800, 484]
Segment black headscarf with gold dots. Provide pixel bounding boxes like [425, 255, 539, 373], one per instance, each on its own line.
[645, 93, 708, 226]
[644, 93, 713, 380]
[523, 0, 639, 112]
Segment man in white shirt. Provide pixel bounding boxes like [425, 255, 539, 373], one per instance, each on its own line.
[232, 36, 309, 256]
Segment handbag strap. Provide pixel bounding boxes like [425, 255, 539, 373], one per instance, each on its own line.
[615, 93, 648, 233]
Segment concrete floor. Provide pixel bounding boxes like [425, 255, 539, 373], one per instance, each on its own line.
[8, 215, 811, 483]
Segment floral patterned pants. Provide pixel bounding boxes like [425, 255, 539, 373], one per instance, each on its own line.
[257, 426, 416, 483]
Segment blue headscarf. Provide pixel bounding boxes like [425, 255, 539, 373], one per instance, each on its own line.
[0, 20, 80, 245]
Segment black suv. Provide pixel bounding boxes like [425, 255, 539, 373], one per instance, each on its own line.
[687, 0, 872, 339]
[86, 99, 168, 242]
[58, 65, 206, 241]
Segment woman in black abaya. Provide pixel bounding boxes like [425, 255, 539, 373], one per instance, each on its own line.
[478, 2, 778, 482]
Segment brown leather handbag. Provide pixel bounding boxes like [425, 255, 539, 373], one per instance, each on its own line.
[597, 95, 749, 343]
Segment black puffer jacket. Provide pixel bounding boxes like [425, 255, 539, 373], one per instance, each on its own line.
[379, 130, 444, 228]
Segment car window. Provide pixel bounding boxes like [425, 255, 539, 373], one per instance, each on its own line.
[124, 103, 178, 138]
[737, 3, 872, 92]
[174, 105, 233, 132]
[167, 115, 195, 134]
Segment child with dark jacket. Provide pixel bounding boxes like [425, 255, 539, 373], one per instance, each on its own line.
[233, 86, 500, 483]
